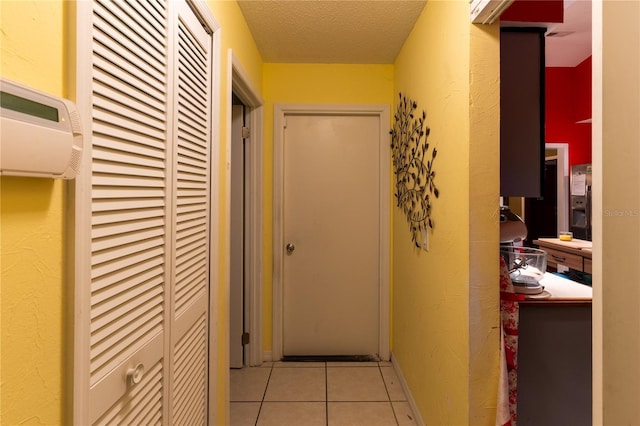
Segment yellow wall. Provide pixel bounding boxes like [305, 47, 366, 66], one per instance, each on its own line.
[392, 2, 500, 424]
[204, 2, 264, 424]
[18, 1, 640, 425]
[261, 63, 395, 351]
[468, 20, 501, 423]
[0, 1, 69, 424]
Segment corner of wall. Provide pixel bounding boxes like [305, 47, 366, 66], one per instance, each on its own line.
[392, 2, 501, 424]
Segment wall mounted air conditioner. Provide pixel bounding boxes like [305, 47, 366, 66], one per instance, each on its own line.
[470, 0, 515, 24]
[1, 78, 83, 179]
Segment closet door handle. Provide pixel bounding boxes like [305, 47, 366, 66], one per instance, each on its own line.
[127, 363, 145, 386]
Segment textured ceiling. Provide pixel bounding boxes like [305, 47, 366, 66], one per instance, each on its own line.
[237, 0, 427, 64]
[238, 0, 591, 67]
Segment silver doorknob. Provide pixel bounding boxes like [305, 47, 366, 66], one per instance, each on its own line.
[286, 243, 295, 255]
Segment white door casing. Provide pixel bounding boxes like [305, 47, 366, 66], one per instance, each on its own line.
[273, 104, 391, 361]
[230, 104, 246, 368]
[74, 1, 219, 424]
[546, 143, 570, 234]
[228, 52, 265, 367]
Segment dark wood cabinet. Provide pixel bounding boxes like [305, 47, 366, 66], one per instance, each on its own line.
[500, 28, 546, 198]
[518, 302, 592, 426]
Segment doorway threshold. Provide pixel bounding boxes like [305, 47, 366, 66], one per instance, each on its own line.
[282, 355, 380, 363]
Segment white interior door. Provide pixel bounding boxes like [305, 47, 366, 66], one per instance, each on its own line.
[282, 114, 381, 356]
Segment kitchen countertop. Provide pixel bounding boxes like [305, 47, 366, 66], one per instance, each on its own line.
[535, 237, 592, 249]
[534, 238, 593, 258]
[520, 272, 592, 303]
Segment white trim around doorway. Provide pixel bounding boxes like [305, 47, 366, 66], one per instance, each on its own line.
[546, 142, 569, 235]
[272, 103, 391, 362]
[227, 49, 265, 368]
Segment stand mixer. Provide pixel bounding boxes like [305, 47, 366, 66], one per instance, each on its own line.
[500, 206, 546, 295]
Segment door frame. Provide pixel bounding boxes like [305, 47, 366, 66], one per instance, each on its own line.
[272, 103, 391, 361]
[546, 142, 569, 235]
[227, 51, 264, 368]
[229, 103, 247, 369]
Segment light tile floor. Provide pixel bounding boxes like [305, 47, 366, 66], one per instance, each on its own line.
[230, 361, 417, 426]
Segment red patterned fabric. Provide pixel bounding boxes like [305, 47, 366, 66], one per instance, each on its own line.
[500, 256, 522, 425]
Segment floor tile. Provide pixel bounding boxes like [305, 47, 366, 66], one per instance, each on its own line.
[230, 367, 271, 401]
[328, 401, 398, 426]
[274, 361, 325, 368]
[257, 402, 326, 426]
[393, 401, 418, 426]
[381, 366, 407, 401]
[264, 367, 326, 401]
[230, 365, 418, 426]
[230, 402, 261, 426]
[327, 361, 380, 367]
[327, 366, 388, 401]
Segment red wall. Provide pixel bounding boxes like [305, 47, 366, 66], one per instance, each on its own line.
[545, 56, 592, 166]
[502, 0, 564, 23]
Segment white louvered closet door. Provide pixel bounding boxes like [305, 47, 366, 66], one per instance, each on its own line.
[77, 0, 213, 424]
[170, 2, 212, 425]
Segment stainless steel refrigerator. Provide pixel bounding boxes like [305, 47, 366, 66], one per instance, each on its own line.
[570, 164, 592, 241]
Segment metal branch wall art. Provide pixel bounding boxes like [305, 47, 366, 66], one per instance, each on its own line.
[390, 93, 440, 249]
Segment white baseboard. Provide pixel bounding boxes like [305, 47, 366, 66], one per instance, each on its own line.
[391, 353, 425, 426]
[263, 351, 273, 362]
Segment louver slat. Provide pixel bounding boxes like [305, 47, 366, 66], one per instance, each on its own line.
[91, 124, 166, 154]
[92, 74, 165, 115]
[93, 23, 164, 82]
[92, 216, 164, 239]
[94, 0, 165, 63]
[176, 214, 207, 230]
[92, 208, 165, 229]
[93, 95, 165, 132]
[90, 301, 162, 357]
[91, 273, 163, 316]
[92, 163, 165, 181]
[93, 150, 165, 173]
[176, 245, 206, 275]
[92, 57, 164, 109]
[93, 174, 166, 189]
[91, 255, 164, 294]
[92, 228, 165, 254]
[178, 168, 208, 183]
[177, 148, 207, 167]
[92, 40, 164, 97]
[92, 108, 165, 142]
[173, 314, 208, 426]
